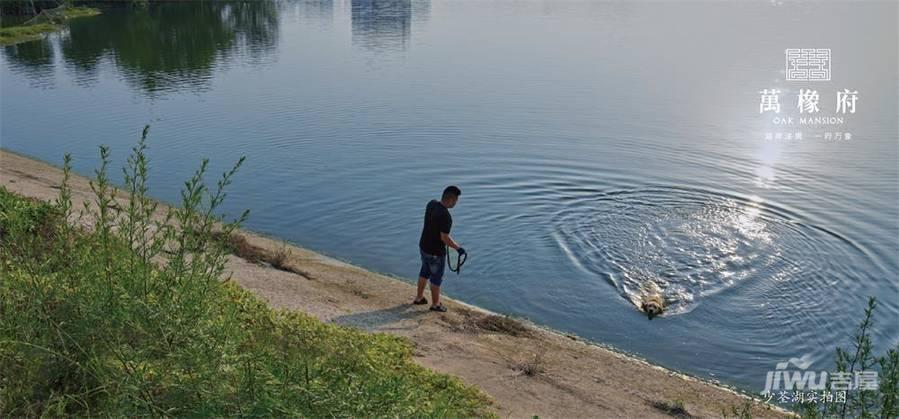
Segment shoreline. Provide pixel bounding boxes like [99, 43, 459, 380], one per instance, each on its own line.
[0, 6, 101, 46]
[0, 147, 791, 418]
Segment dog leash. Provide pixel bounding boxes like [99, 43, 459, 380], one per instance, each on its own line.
[446, 246, 467, 274]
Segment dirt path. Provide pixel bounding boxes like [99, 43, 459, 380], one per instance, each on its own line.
[1, 149, 791, 418]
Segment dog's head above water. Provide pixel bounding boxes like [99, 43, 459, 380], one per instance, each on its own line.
[639, 280, 666, 320]
[640, 295, 664, 320]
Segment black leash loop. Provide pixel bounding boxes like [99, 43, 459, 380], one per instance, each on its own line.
[447, 246, 467, 274]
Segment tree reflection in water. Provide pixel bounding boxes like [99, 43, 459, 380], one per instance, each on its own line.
[3, 1, 280, 95]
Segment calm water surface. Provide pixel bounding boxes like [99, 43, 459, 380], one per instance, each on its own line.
[2, 1, 897, 392]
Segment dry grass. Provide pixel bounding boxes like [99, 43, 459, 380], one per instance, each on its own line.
[474, 314, 531, 337]
[442, 310, 533, 338]
[269, 242, 291, 270]
[514, 348, 546, 377]
[649, 399, 694, 418]
[212, 230, 262, 262]
[211, 231, 313, 279]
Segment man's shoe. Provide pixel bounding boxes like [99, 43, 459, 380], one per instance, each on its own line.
[429, 304, 447, 312]
[413, 297, 428, 305]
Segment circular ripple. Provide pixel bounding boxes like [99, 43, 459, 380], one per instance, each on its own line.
[552, 186, 876, 316]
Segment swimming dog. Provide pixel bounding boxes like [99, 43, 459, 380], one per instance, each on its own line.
[639, 280, 665, 320]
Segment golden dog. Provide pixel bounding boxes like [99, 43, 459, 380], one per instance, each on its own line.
[639, 280, 665, 320]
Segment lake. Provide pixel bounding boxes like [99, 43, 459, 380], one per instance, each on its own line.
[2, 0, 897, 393]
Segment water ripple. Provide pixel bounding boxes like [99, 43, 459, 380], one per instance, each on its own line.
[551, 186, 884, 317]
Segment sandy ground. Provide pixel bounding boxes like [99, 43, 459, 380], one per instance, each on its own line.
[0, 149, 792, 418]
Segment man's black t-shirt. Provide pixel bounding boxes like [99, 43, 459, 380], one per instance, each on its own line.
[419, 200, 452, 256]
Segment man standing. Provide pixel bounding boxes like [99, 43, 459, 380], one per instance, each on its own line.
[413, 186, 465, 312]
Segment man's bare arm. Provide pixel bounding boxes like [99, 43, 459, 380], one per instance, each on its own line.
[440, 232, 460, 250]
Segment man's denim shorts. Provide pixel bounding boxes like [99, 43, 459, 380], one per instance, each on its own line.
[419, 250, 445, 286]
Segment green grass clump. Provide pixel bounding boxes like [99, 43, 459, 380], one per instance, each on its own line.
[0, 7, 100, 46]
[0, 127, 492, 417]
[798, 297, 899, 418]
[0, 23, 58, 45]
[59, 6, 101, 20]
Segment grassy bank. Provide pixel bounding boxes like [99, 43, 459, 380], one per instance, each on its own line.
[0, 6, 100, 46]
[0, 129, 491, 416]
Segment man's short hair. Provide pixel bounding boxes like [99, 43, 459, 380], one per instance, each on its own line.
[442, 185, 462, 199]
